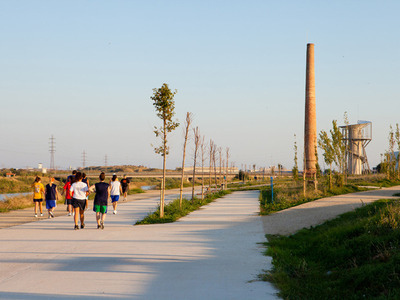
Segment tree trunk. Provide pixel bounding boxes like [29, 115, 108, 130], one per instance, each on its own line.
[160, 120, 166, 218]
[192, 154, 197, 202]
[179, 113, 191, 208]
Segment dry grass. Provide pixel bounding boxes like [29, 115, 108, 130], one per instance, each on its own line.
[0, 194, 34, 213]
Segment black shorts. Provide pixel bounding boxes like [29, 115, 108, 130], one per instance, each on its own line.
[72, 198, 86, 210]
[122, 186, 128, 193]
[66, 198, 73, 205]
[33, 198, 43, 202]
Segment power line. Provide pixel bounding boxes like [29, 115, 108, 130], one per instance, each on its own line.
[82, 150, 86, 169]
[49, 135, 55, 170]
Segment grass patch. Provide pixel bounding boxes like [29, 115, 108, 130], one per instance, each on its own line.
[0, 194, 65, 213]
[136, 190, 231, 225]
[259, 184, 367, 215]
[347, 174, 400, 188]
[264, 199, 400, 299]
[0, 195, 34, 212]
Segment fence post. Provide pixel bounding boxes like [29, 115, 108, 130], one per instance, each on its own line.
[270, 176, 274, 204]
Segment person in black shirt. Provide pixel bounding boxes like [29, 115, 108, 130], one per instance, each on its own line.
[120, 175, 130, 201]
[90, 172, 110, 229]
[45, 177, 59, 219]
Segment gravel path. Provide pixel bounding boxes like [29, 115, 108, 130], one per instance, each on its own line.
[261, 185, 400, 236]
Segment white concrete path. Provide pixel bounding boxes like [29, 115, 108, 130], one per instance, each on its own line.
[0, 190, 279, 299]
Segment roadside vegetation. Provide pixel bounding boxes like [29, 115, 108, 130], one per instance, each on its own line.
[0, 194, 65, 213]
[136, 190, 231, 225]
[259, 173, 400, 216]
[264, 198, 400, 299]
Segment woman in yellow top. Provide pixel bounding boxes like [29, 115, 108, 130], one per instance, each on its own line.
[32, 176, 45, 217]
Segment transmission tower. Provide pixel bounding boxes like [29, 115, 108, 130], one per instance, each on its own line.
[49, 135, 55, 170]
[82, 150, 86, 169]
[104, 154, 108, 167]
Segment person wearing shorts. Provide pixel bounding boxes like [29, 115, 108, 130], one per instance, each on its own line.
[90, 172, 109, 229]
[82, 173, 90, 210]
[32, 176, 45, 217]
[63, 177, 73, 216]
[120, 175, 130, 201]
[69, 172, 89, 230]
[109, 174, 122, 214]
[45, 177, 59, 219]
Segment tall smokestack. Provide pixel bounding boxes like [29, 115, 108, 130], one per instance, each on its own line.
[304, 43, 317, 176]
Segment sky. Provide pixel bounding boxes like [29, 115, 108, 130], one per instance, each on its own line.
[0, 0, 399, 170]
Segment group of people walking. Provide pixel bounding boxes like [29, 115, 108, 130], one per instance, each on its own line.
[32, 172, 130, 230]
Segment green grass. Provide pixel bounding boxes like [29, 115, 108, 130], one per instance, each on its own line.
[264, 199, 400, 299]
[259, 184, 367, 215]
[136, 190, 231, 225]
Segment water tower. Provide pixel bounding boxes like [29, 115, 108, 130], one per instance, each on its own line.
[340, 121, 372, 174]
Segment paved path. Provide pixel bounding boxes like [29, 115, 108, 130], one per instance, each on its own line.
[262, 185, 400, 235]
[0, 187, 200, 229]
[0, 190, 279, 299]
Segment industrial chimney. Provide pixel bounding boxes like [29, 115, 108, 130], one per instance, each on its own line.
[304, 43, 317, 176]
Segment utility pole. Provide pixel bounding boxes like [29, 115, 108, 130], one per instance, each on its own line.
[49, 135, 55, 170]
[82, 150, 86, 169]
[104, 154, 108, 166]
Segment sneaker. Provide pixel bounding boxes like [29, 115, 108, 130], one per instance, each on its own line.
[81, 223, 85, 229]
[68, 213, 72, 216]
[40, 213, 43, 217]
[49, 211, 54, 218]
[74, 225, 79, 230]
[97, 224, 101, 229]
[113, 210, 117, 214]
[34, 214, 38, 218]
[48, 215, 51, 219]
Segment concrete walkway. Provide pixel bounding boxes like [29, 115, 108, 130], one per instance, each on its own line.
[0, 190, 279, 299]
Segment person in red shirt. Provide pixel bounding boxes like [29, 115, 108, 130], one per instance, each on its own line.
[62, 177, 74, 216]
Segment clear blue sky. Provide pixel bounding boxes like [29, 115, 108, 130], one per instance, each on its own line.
[0, 0, 399, 170]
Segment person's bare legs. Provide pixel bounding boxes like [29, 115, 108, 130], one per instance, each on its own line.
[96, 212, 101, 227]
[38, 202, 43, 215]
[80, 209, 85, 228]
[74, 207, 80, 227]
[34, 201, 38, 216]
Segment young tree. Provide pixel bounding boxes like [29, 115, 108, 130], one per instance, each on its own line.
[179, 112, 192, 209]
[318, 130, 334, 190]
[330, 120, 346, 186]
[292, 134, 299, 181]
[395, 124, 400, 179]
[209, 140, 214, 190]
[213, 144, 218, 189]
[388, 125, 396, 180]
[200, 136, 207, 200]
[151, 83, 179, 218]
[191, 127, 200, 201]
[225, 147, 230, 186]
[219, 147, 223, 186]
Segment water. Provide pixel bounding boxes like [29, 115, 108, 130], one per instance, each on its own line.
[141, 185, 156, 191]
[0, 192, 32, 201]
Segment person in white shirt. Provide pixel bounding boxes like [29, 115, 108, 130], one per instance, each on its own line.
[70, 172, 89, 230]
[110, 174, 122, 214]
